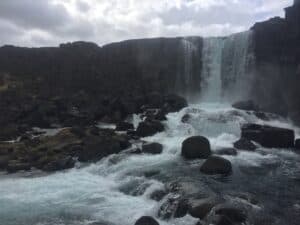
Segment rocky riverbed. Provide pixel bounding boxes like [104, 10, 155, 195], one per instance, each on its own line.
[0, 100, 299, 225]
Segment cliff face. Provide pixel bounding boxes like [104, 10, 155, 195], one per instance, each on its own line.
[251, 1, 300, 122]
[0, 37, 202, 138]
[0, 38, 202, 97]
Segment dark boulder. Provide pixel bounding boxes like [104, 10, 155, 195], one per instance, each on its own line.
[215, 207, 247, 223]
[116, 122, 134, 131]
[0, 124, 21, 141]
[189, 198, 220, 219]
[78, 136, 126, 162]
[158, 196, 189, 219]
[232, 100, 259, 111]
[234, 138, 257, 151]
[150, 189, 167, 201]
[146, 92, 164, 108]
[142, 143, 163, 154]
[181, 136, 211, 159]
[241, 124, 295, 148]
[174, 199, 189, 218]
[181, 114, 191, 123]
[213, 215, 234, 225]
[217, 148, 238, 156]
[134, 216, 159, 225]
[142, 109, 167, 121]
[295, 139, 300, 150]
[42, 156, 75, 172]
[136, 120, 164, 137]
[200, 156, 232, 175]
[7, 160, 31, 173]
[163, 94, 187, 113]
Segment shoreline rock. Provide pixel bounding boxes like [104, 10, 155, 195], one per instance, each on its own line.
[0, 126, 131, 173]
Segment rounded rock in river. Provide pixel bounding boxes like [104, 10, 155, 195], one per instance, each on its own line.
[134, 216, 159, 225]
[200, 156, 232, 175]
[181, 136, 211, 159]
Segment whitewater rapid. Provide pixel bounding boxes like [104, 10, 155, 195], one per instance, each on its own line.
[0, 103, 299, 225]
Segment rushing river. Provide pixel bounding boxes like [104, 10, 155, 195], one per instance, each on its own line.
[0, 103, 299, 225]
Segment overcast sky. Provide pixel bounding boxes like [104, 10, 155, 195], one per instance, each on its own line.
[0, 0, 293, 47]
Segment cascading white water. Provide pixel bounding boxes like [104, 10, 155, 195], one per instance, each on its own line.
[221, 31, 255, 101]
[176, 38, 198, 95]
[182, 39, 196, 87]
[200, 31, 255, 102]
[200, 37, 225, 102]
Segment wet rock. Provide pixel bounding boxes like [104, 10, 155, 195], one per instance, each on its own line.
[42, 156, 75, 172]
[200, 156, 232, 175]
[150, 189, 167, 201]
[116, 121, 134, 131]
[0, 156, 10, 169]
[136, 120, 164, 137]
[254, 112, 270, 121]
[146, 92, 164, 108]
[215, 207, 247, 223]
[142, 109, 167, 121]
[233, 138, 257, 151]
[174, 199, 189, 218]
[0, 124, 21, 141]
[232, 100, 259, 111]
[78, 135, 125, 162]
[130, 148, 142, 154]
[158, 196, 189, 219]
[295, 139, 300, 150]
[134, 216, 159, 225]
[241, 123, 295, 148]
[217, 148, 238, 156]
[181, 136, 211, 159]
[181, 114, 191, 123]
[213, 215, 234, 225]
[0, 126, 131, 173]
[189, 198, 220, 219]
[163, 94, 187, 113]
[7, 160, 31, 173]
[142, 143, 163, 154]
[88, 126, 100, 136]
[195, 221, 203, 225]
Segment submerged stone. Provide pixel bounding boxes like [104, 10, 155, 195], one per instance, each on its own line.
[134, 216, 159, 225]
[200, 156, 232, 175]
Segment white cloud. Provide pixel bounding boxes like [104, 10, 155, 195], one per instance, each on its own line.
[0, 0, 294, 47]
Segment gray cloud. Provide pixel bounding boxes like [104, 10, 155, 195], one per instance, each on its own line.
[0, 0, 70, 30]
[0, 0, 294, 47]
[76, 0, 90, 13]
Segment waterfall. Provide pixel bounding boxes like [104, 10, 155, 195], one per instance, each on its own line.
[199, 31, 255, 102]
[182, 39, 196, 87]
[176, 38, 199, 97]
[221, 31, 255, 101]
[200, 37, 225, 102]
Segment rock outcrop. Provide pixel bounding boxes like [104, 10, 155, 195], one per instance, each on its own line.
[0, 126, 131, 173]
[241, 124, 295, 148]
[251, 1, 300, 123]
